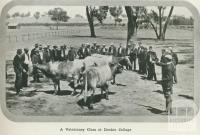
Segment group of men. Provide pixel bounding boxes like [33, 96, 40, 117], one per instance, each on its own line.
[12, 41, 178, 115]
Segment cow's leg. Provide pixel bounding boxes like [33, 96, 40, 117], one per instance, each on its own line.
[105, 83, 109, 100]
[53, 79, 59, 95]
[111, 75, 116, 84]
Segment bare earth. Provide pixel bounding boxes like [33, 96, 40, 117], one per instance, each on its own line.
[5, 26, 194, 120]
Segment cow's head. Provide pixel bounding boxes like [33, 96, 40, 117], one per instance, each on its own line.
[109, 63, 123, 75]
[118, 56, 132, 68]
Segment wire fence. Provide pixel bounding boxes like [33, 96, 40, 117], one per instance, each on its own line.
[6, 29, 81, 43]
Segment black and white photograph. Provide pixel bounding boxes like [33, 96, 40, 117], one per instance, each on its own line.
[3, 4, 197, 121]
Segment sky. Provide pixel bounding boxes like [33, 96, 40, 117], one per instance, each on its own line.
[8, 6, 193, 18]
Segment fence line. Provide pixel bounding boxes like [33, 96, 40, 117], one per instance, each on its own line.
[6, 29, 81, 43]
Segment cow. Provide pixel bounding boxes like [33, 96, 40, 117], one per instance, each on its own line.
[82, 63, 123, 109]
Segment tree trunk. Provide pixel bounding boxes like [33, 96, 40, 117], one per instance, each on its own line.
[161, 6, 174, 40]
[86, 6, 96, 37]
[125, 6, 137, 46]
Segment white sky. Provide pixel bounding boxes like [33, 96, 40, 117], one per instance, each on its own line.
[8, 6, 193, 18]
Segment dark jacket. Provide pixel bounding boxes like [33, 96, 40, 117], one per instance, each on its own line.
[32, 54, 42, 64]
[147, 51, 158, 64]
[68, 49, 76, 61]
[13, 55, 23, 73]
[172, 52, 178, 65]
[77, 47, 86, 59]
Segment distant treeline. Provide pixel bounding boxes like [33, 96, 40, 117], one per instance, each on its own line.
[169, 16, 194, 25]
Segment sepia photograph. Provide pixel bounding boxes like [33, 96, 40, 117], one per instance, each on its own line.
[3, 4, 196, 121]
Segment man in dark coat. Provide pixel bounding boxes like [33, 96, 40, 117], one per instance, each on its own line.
[43, 46, 51, 63]
[13, 49, 24, 94]
[68, 47, 76, 61]
[137, 41, 143, 73]
[117, 44, 123, 57]
[129, 46, 137, 71]
[91, 43, 97, 54]
[169, 47, 178, 83]
[156, 54, 175, 115]
[52, 46, 59, 61]
[31, 49, 42, 82]
[21, 48, 30, 87]
[30, 43, 39, 59]
[77, 44, 86, 59]
[85, 44, 91, 57]
[147, 46, 158, 81]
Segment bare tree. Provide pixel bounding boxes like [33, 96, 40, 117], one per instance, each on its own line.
[86, 6, 109, 37]
[143, 6, 174, 40]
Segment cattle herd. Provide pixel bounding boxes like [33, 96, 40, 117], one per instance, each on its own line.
[12, 40, 178, 112]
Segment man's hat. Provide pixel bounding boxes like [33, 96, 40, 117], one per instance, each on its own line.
[24, 48, 29, 51]
[165, 55, 172, 60]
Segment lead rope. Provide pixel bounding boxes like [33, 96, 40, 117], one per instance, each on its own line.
[84, 63, 87, 104]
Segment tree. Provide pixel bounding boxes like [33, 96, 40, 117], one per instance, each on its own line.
[109, 6, 123, 25]
[86, 6, 109, 37]
[34, 11, 40, 22]
[125, 6, 140, 46]
[48, 8, 70, 30]
[143, 6, 174, 40]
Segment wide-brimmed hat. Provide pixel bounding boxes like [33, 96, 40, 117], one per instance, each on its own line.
[165, 54, 172, 60]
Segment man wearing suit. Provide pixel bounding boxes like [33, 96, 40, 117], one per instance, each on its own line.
[137, 41, 143, 73]
[85, 44, 91, 57]
[129, 45, 137, 71]
[156, 55, 175, 115]
[31, 49, 42, 83]
[52, 46, 59, 61]
[91, 42, 97, 54]
[169, 47, 178, 83]
[77, 44, 86, 59]
[147, 46, 158, 81]
[21, 48, 30, 87]
[43, 46, 51, 63]
[101, 44, 107, 55]
[13, 49, 25, 94]
[118, 44, 123, 57]
[68, 47, 76, 61]
[30, 43, 39, 59]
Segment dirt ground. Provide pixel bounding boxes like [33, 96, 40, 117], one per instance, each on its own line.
[5, 26, 194, 119]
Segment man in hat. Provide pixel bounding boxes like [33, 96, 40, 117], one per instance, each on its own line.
[91, 42, 97, 54]
[31, 49, 42, 83]
[129, 44, 138, 71]
[13, 49, 25, 94]
[43, 46, 51, 63]
[85, 44, 91, 57]
[169, 47, 178, 83]
[101, 44, 107, 55]
[137, 41, 144, 73]
[117, 43, 123, 57]
[156, 54, 175, 115]
[147, 46, 158, 81]
[30, 43, 39, 59]
[77, 44, 86, 59]
[52, 45, 59, 61]
[68, 47, 76, 61]
[21, 48, 31, 87]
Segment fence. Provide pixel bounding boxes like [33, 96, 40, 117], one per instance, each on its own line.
[6, 29, 81, 43]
